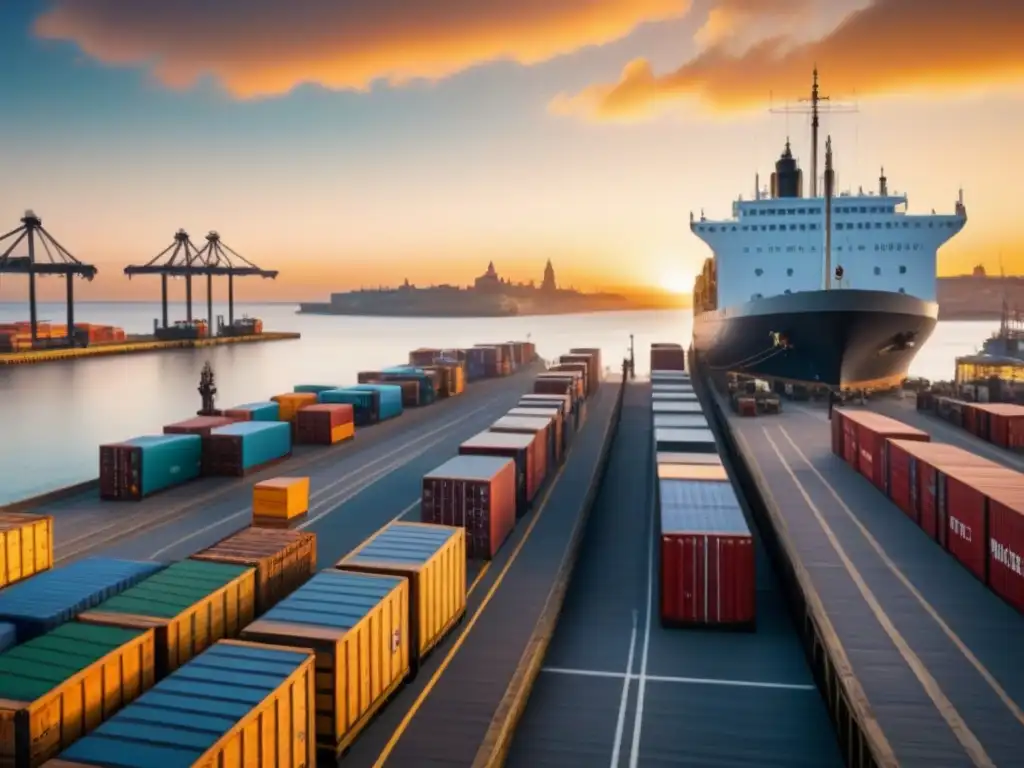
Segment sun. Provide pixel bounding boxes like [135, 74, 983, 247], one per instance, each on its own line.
[658, 270, 691, 295]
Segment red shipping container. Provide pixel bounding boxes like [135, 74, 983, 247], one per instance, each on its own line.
[831, 410, 844, 458]
[941, 471, 989, 580]
[885, 440, 990, 526]
[986, 491, 1024, 613]
[459, 430, 537, 515]
[552, 362, 589, 396]
[534, 377, 574, 399]
[539, 372, 583, 401]
[163, 416, 238, 436]
[421, 455, 516, 560]
[490, 415, 551, 485]
[834, 409, 929, 490]
[222, 408, 253, 421]
[659, 471, 755, 628]
[508, 407, 564, 463]
[295, 403, 354, 445]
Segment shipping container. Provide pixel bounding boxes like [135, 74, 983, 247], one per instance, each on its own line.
[657, 462, 728, 482]
[294, 384, 340, 394]
[659, 474, 754, 627]
[252, 476, 310, 522]
[568, 348, 603, 388]
[191, 527, 317, 615]
[651, 370, 690, 382]
[0, 513, 53, 590]
[204, 421, 292, 477]
[554, 360, 590, 396]
[162, 415, 236, 437]
[99, 435, 203, 500]
[506, 407, 566, 460]
[0, 622, 155, 767]
[51, 639, 315, 768]
[271, 392, 319, 423]
[77, 559, 256, 677]
[653, 414, 708, 429]
[518, 393, 571, 417]
[318, 387, 378, 426]
[885, 440, 993, 526]
[657, 452, 724, 466]
[422, 455, 517, 557]
[964, 403, 1024, 450]
[986, 490, 1024, 613]
[491, 415, 553, 482]
[240, 570, 409, 758]
[650, 344, 687, 372]
[379, 367, 438, 405]
[560, 354, 599, 396]
[655, 427, 717, 454]
[409, 348, 443, 366]
[464, 347, 492, 380]
[459, 430, 537, 513]
[533, 376, 574, 400]
[349, 383, 404, 421]
[295, 403, 355, 445]
[652, 400, 703, 414]
[538, 371, 584, 401]
[337, 522, 466, 666]
[0, 557, 162, 644]
[834, 409, 930, 490]
[222, 401, 280, 421]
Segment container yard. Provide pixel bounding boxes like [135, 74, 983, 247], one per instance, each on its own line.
[703, 356, 1024, 766]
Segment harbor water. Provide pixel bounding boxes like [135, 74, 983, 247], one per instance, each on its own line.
[0, 301, 999, 504]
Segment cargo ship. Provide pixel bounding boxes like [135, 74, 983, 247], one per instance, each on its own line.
[690, 70, 966, 389]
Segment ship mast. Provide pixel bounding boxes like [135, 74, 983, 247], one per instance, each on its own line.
[824, 136, 835, 290]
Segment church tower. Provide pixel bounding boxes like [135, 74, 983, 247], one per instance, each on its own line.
[542, 259, 556, 292]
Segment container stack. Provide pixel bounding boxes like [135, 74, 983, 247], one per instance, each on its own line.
[99, 435, 203, 500]
[240, 570, 411, 760]
[222, 401, 280, 421]
[491, 414, 555, 481]
[251, 476, 310, 525]
[162, 415, 238, 436]
[204, 421, 292, 476]
[337, 521, 467, 667]
[646, 344, 756, 630]
[350, 383, 404, 420]
[271, 391, 319, 423]
[831, 409, 930, 490]
[651, 342, 687, 372]
[318, 387, 379, 425]
[421, 456, 517, 557]
[0, 512, 52, 590]
[458, 431, 537, 517]
[295, 403, 355, 445]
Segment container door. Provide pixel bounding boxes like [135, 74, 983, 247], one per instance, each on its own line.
[881, 440, 890, 495]
[909, 458, 919, 524]
[937, 472, 948, 548]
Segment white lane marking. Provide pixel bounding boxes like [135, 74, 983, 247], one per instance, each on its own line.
[541, 667, 816, 691]
[627, 458, 656, 768]
[609, 611, 638, 768]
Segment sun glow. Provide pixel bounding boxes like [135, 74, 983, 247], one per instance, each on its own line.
[658, 269, 692, 295]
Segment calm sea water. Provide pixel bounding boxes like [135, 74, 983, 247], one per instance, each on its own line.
[0, 301, 998, 504]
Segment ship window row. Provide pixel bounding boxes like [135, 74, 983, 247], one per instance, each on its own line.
[700, 220, 954, 233]
[743, 204, 896, 217]
[752, 264, 908, 277]
[744, 243, 921, 254]
[753, 286, 906, 300]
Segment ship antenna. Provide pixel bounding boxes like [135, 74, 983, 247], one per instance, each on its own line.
[770, 68, 857, 197]
[824, 135, 835, 290]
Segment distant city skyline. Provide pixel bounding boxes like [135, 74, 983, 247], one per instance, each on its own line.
[0, 0, 1021, 303]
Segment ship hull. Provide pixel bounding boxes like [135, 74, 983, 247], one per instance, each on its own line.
[692, 289, 938, 388]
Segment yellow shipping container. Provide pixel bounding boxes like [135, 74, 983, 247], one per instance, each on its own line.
[271, 392, 318, 422]
[190, 526, 317, 615]
[451, 364, 465, 395]
[43, 640, 315, 768]
[0, 512, 53, 589]
[252, 476, 310, 521]
[77, 560, 256, 678]
[0, 622, 155, 767]
[330, 421, 355, 444]
[240, 569, 409, 758]
[337, 521, 466, 667]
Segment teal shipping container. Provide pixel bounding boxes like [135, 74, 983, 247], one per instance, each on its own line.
[318, 387, 378, 426]
[226, 401, 279, 421]
[350, 383, 404, 421]
[205, 421, 291, 476]
[293, 384, 339, 394]
[99, 434, 203, 501]
[381, 366, 437, 404]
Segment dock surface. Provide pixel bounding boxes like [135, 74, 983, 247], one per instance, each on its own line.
[0, 330, 300, 365]
[722, 395, 1024, 768]
[341, 377, 622, 767]
[507, 382, 842, 768]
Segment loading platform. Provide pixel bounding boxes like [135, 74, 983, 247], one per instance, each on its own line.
[714, 390, 1024, 767]
[506, 382, 842, 767]
[339, 377, 624, 767]
[0, 330, 301, 365]
[3, 366, 541, 566]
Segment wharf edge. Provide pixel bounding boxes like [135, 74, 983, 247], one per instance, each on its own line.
[693, 357, 897, 768]
[472, 377, 625, 767]
[0, 330, 300, 365]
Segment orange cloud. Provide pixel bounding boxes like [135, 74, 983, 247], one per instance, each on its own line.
[33, 0, 692, 99]
[554, 0, 1024, 121]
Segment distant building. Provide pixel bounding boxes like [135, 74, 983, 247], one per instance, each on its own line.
[542, 259, 557, 292]
[475, 261, 502, 292]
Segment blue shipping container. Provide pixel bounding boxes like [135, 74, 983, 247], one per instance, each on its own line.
[318, 388, 377, 426]
[293, 384, 339, 394]
[0, 556, 164, 643]
[0, 623, 14, 654]
[229, 401, 279, 421]
[381, 367, 437, 403]
[209, 421, 291, 470]
[126, 435, 203, 497]
[350, 384, 403, 421]
[55, 640, 314, 767]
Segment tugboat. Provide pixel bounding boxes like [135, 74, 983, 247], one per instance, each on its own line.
[690, 70, 966, 389]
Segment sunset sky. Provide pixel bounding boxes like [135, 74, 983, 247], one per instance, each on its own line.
[0, 0, 1021, 302]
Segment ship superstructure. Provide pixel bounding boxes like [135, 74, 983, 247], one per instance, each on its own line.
[690, 70, 967, 389]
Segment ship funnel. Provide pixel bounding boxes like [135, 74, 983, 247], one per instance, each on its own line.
[879, 167, 888, 196]
[771, 139, 801, 199]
